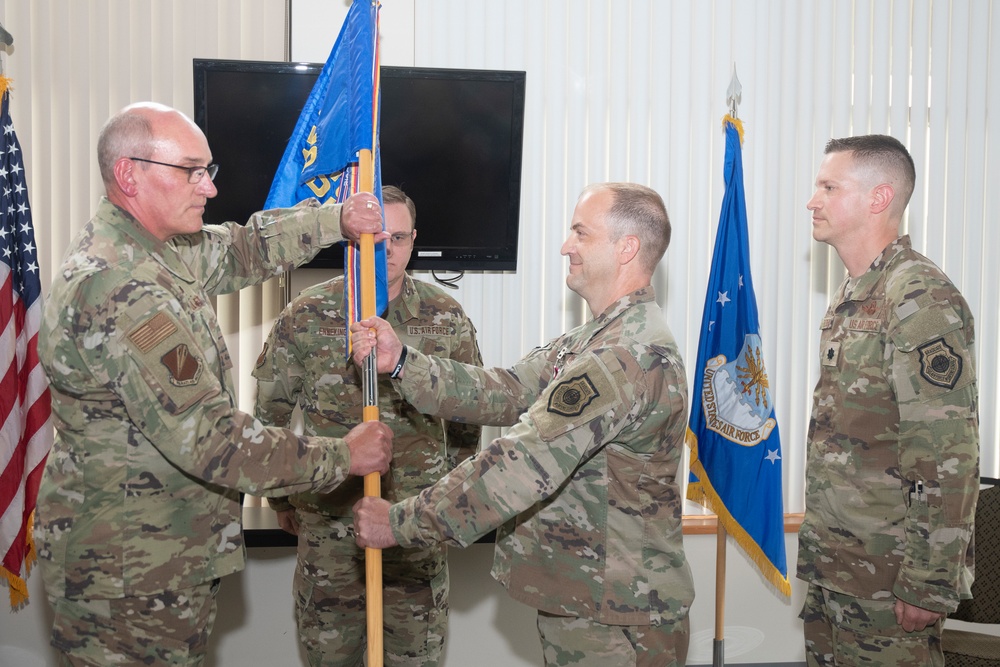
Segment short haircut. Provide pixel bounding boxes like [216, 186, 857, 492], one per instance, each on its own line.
[382, 185, 416, 230]
[825, 134, 916, 214]
[583, 182, 671, 271]
[97, 110, 155, 187]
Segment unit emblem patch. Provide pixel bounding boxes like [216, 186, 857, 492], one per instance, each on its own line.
[917, 337, 962, 389]
[547, 374, 599, 417]
[161, 344, 202, 386]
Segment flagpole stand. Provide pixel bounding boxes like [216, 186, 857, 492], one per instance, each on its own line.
[714, 520, 727, 667]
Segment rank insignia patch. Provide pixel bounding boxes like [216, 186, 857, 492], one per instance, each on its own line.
[917, 337, 962, 389]
[161, 344, 202, 386]
[821, 341, 840, 367]
[547, 374, 600, 417]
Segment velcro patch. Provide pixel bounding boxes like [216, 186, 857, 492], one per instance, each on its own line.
[917, 338, 962, 389]
[129, 312, 177, 353]
[255, 342, 268, 369]
[547, 374, 600, 417]
[161, 344, 202, 386]
[821, 341, 840, 367]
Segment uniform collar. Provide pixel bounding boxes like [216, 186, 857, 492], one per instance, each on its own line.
[385, 273, 419, 324]
[842, 235, 911, 302]
[593, 286, 656, 326]
[99, 197, 198, 284]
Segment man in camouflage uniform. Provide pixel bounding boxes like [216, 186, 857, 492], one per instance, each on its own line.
[253, 185, 483, 666]
[35, 102, 393, 666]
[798, 135, 979, 666]
[352, 183, 695, 667]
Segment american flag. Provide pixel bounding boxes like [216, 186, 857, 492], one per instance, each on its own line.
[0, 80, 52, 610]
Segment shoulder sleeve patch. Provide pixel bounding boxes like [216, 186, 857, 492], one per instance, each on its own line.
[128, 312, 177, 353]
[160, 344, 203, 386]
[529, 352, 624, 442]
[255, 342, 268, 370]
[547, 374, 600, 417]
[917, 337, 962, 389]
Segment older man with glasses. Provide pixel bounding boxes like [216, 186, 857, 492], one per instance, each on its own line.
[35, 101, 394, 666]
[253, 185, 483, 667]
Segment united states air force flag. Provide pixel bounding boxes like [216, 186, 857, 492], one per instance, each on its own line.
[686, 116, 789, 596]
[265, 0, 387, 344]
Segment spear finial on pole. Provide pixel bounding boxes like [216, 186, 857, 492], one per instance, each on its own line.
[727, 65, 742, 119]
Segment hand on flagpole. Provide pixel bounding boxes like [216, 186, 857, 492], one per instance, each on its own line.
[353, 496, 399, 549]
[340, 192, 388, 243]
[350, 317, 403, 374]
[343, 420, 393, 477]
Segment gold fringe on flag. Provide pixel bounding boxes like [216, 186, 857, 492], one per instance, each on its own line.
[686, 429, 792, 597]
[1, 510, 37, 611]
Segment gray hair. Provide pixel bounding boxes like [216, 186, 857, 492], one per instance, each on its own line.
[582, 182, 671, 271]
[97, 110, 155, 186]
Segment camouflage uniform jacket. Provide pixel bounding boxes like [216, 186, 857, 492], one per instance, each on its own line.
[387, 287, 694, 626]
[797, 235, 979, 613]
[37, 197, 360, 600]
[253, 273, 482, 570]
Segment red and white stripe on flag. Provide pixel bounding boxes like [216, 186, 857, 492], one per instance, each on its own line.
[0, 78, 53, 611]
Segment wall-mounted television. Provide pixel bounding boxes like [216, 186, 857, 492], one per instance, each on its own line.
[192, 58, 525, 272]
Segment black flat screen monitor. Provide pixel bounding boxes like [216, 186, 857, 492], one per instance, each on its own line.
[193, 58, 525, 271]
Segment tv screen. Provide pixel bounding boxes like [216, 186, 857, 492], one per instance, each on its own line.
[192, 58, 525, 271]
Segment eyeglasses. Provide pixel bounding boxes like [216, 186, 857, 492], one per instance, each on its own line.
[129, 157, 219, 184]
[389, 231, 415, 247]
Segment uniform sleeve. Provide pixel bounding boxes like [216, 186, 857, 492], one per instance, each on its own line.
[253, 304, 303, 430]
[106, 283, 353, 499]
[444, 308, 484, 466]
[389, 348, 636, 548]
[396, 341, 551, 428]
[172, 198, 347, 296]
[253, 304, 306, 512]
[889, 298, 979, 612]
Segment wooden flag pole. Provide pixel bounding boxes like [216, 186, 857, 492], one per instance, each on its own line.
[359, 147, 383, 667]
[714, 521, 727, 667]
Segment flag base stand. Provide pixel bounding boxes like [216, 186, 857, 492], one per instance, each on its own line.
[713, 638, 724, 667]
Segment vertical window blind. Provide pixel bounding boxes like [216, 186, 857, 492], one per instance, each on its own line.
[398, 0, 999, 513]
[8, 0, 997, 516]
[2, 0, 289, 505]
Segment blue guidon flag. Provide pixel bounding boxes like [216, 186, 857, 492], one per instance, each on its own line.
[265, 0, 387, 350]
[686, 116, 789, 596]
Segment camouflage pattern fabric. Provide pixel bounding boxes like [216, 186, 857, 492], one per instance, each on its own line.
[801, 583, 943, 667]
[50, 578, 220, 666]
[36, 196, 361, 605]
[536, 611, 689, 667]
[291, 514, 449, 667]
[797, 237, 979, 639]
[253, 273, 482, 665]
[389, 287, 694, 630]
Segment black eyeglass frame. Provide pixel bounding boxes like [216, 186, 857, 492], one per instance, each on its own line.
[129, 157, 219, 184]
